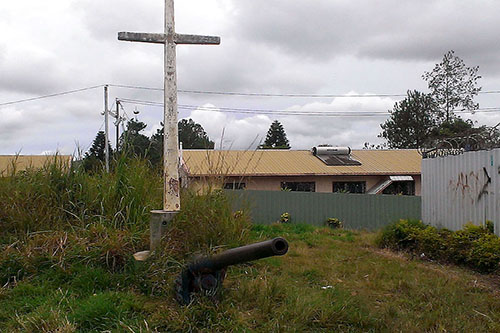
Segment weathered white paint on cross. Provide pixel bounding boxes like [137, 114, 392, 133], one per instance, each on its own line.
[118, 0, 220, 213]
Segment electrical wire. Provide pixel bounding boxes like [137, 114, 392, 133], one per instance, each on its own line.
[2, 83, 500, 109]
[108, 83, 500, 98]
[117, 97, 500, 118]
[0, 85, 104, 107]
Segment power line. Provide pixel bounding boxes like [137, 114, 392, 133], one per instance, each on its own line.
[2, 83, 500, 110]
[109, 83, 500, 98]
[118, 98, 389, 116]
[0, 85, 104, 107]
[109, 84, 407, 98]
[117, 97, 500, 118]
[2, 83, 500, 109]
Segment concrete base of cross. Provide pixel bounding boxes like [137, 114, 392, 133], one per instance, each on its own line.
[133, 210, 178, 261]
[150, 210, 177, 250]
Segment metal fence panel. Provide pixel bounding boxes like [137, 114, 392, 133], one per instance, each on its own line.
[226, 190, 421, 230]
[422, 149, 500, 235]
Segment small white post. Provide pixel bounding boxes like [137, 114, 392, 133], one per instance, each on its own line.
[104, 85, 110, 173]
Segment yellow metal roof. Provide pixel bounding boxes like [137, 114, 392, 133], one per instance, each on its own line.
[182, 149, 421, 177]
[0, 155, 72, 176]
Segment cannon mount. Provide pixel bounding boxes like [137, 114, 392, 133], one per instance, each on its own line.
[175, 237, 289, 304]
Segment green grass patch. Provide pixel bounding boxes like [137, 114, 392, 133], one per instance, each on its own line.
[2, 159, 500, 331]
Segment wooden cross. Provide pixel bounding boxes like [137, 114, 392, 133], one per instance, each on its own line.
[118, 0, 220, 212]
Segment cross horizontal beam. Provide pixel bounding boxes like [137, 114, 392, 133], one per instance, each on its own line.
[118, 32, 165, 44]
[175, 34, 220, 45]
[118, 32, 220, 45]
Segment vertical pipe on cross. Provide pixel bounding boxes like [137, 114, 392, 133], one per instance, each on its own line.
[104, 84, 110, 173]
[164, 0, 181, 212]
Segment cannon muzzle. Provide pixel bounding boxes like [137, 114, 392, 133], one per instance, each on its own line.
[176, 238, 289, 304]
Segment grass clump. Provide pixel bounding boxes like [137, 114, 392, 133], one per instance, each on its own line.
[167, 189, 251, 255]
[0, 155, 162, 238]
[377, 219, 500, 272]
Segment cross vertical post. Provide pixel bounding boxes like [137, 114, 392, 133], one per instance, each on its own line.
[118, 0, 220, 250]
[163, 0, 179, 212]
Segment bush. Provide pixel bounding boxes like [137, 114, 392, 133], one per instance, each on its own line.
[377, 220, 500, 273]
[326, 218, 343, 229]
[375, 219, 427, 250]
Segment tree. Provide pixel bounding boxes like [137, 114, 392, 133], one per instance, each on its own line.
[260, 120, 290, 149]
[83, 131, 113, 171]
[363, 142, 387, 150]
[429, 118, 500, 149]
[149, 119, 214, 166]
[119, 119, 151, 157]
[379, 90, 438, 149]
[423, 50, 481, 122]
[178, 119, 215, 149]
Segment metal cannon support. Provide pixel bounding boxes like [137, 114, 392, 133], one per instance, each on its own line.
[176, 238, 289, 304]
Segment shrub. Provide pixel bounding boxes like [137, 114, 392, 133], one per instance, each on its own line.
[468, 234, 500, 272]
[279, 212, 291, 223]
[326, 218, 343, 229]
[375, 219, 426, 250]
[377, 220, 500, 273]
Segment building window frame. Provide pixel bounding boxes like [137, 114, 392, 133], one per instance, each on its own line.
[223, 181, 246, 190]
[281, 181, 316, 192]
[333, 181, 366, 194]
[382, 181, 415, 195]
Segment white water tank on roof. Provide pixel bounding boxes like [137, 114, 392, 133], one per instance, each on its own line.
[312, 146, 351, 156]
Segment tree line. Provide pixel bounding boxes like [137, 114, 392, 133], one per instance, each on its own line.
[378, 50, 500, 149]
[83, 118, 291, 171]
[83, 118, 215, 171]
[85, 50, 499, 171]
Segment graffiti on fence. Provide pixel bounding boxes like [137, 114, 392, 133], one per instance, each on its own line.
[449, 168, 491, 204]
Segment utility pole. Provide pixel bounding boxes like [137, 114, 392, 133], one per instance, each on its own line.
[115, 99, 121, 150]
[118, 0, 220, 250]
[104, 85, 110, 173]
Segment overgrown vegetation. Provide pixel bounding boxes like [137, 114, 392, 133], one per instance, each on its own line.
[377, 219, 500, 272]
[2, 159, 500, 331]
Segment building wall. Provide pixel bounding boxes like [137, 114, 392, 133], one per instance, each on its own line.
[213, 174, 421, 195]
[0, 155, 72, 176]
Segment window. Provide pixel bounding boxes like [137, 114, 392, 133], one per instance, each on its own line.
[281, 182, 315, 192]
[333, 181, 366, 194]
[223, 182, 246, 190]
[382, 181, 415, 195]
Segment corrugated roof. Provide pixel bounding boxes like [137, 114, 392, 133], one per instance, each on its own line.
[182, 149, 421, 177]
[0, 155, 72, 176]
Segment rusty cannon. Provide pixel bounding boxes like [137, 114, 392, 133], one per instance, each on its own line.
[175, 237, 289, 304]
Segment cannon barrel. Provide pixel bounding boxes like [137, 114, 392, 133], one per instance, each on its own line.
[188, 237, 289, 273]
[176, 237, 289, 304]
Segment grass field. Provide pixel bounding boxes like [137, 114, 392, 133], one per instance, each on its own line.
[1, 159, 500, 332]
[1, 223, 500, 332]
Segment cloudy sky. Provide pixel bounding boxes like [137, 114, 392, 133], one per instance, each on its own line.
[1, 0, 500, 155]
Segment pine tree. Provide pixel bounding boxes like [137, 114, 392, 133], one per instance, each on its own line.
[260, 120, 290, 149]
[149, 119, 214, 166]
[423, 50, 481, 122]
[119, 119, 151, 157]
[83, 131, 112, 171]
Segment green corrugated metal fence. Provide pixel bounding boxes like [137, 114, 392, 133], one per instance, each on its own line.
[226, 190, 421, 230]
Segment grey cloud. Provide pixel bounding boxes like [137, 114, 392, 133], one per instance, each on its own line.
[0, 51, 66, 95]
[233, 0, 500, 72]
[74, 0, 163, 42]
